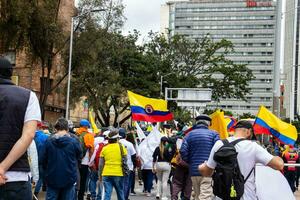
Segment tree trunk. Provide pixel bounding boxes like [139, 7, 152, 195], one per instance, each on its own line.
[119, 114, 131, 126]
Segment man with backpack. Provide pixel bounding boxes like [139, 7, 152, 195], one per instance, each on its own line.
[199, 120, 284, 200]
[180, 114, 220, 200]
[76, 119, 95, 200]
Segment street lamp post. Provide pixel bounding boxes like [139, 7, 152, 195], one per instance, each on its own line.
[65, 9, 105, 120]
[160, 72, 175, 96]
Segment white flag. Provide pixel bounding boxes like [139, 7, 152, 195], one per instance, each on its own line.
[138, 126, 162, 166]
[135, 122, 146, 141]
[256, 165, 295, 200]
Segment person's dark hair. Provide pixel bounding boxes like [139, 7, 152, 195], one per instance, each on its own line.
[0, 68, 12, 79]
[177, 123, 184, 131]
[108, 138, 118, 143]
[126, 132, 136, 145]
[108, 128, 119, 143]
[54, 118, 69, 131]
[0, 57, 13, 79]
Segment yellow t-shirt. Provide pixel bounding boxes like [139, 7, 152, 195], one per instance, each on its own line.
[100, 143, 127, 176]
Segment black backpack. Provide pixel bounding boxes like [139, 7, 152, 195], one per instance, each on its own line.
[212, 138, 254, 200]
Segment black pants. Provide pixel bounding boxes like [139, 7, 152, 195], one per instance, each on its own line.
[285, 171, 297, 192]
[77, 164, 89, 200]
[0, 180, 32, 200]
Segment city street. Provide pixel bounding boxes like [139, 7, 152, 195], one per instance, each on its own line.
[37, 180, 300, 200]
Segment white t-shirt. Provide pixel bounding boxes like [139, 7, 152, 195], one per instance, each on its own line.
[81, 151, 90, 165]
[120, 139, 136, 171]
[6, 91, 41, 182]
[94, 137, 104, 147]
[89, 140, 108, 166]
[207, 137, 274, 200]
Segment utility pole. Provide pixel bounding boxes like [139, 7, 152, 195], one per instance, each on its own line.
[273, 0, 283, 117]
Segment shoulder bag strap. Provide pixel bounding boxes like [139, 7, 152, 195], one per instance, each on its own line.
[230, 138, 245, 146]
[118, 143, 124, 157]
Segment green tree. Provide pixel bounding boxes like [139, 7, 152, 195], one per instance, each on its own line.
[239, 112, 256, 119]
[0, 0, 67, 118]
[144, 33, 254, 101]
[0, 0, 124, 119]
[71, 28, 254, 127]
[71, 23, 159, 126]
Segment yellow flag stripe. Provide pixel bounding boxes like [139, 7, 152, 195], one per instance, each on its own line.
[127, 90, 168, 111]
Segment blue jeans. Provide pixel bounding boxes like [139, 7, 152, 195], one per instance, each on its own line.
[89, 170, 102, 200]
[0, 180, 32, 200]
[123, 171, 133, 200]
[142, 169, 154, 193]
[103, 176, 125, 200]
[46, 185, 75, 200]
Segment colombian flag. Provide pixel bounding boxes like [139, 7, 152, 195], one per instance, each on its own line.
[254, 106, 298, 146]
[224, 116, 236, 132]
[127, 91, 173, 122]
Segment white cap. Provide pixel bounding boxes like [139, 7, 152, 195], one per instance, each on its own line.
[103, 130, 110, 137]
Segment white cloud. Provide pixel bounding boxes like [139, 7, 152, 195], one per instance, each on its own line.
[75, 0, 167, 42]
[122, 0, 167, 41]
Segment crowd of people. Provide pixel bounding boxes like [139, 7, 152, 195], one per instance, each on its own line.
[0, 56, 297, 200]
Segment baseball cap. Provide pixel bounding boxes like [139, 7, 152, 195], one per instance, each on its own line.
[235, 120, 257, 140]
[103, 130, 110, 137]
[234, 121, 253, 130]
[119, 128, 126, 138]
[108, 131, 121, 139]
[79, 119, 91, 128]
[195, 114, 212, 122]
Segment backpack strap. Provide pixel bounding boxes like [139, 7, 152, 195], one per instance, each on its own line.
[221, 138, 245, 146]
[229, 138, 245, 146]
[244, 167, 255, 183]
[221, 139, 230, 146]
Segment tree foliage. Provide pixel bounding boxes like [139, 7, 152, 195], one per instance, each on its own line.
[72, 28, 254, 126]
[71, 23, 157, 126]
[144, 33, 254, 101]
[239, 112, 256, 119]
[0, 0, 67, 118]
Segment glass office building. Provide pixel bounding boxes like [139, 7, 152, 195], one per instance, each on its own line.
[161, 0, 276, 115]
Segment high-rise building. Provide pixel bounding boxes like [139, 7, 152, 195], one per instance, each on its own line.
[161, 0, 276, 115]
[282, 0, 300, 120]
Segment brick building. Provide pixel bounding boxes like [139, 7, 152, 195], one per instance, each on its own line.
[2, 0, 75, 123]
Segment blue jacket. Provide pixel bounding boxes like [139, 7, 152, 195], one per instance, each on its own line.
[34, 130, 49, 158]
[40, 134, 82, 189]
[180, 124, 220, 176]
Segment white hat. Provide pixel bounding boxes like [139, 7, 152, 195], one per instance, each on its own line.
[103, 130, 110, 137]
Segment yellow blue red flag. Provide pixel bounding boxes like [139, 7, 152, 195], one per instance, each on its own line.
[224, 116, 236, 132]
[254, 106, 298, 146]
[127, 91, 173, 122]
[210, 110, 228, 139]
